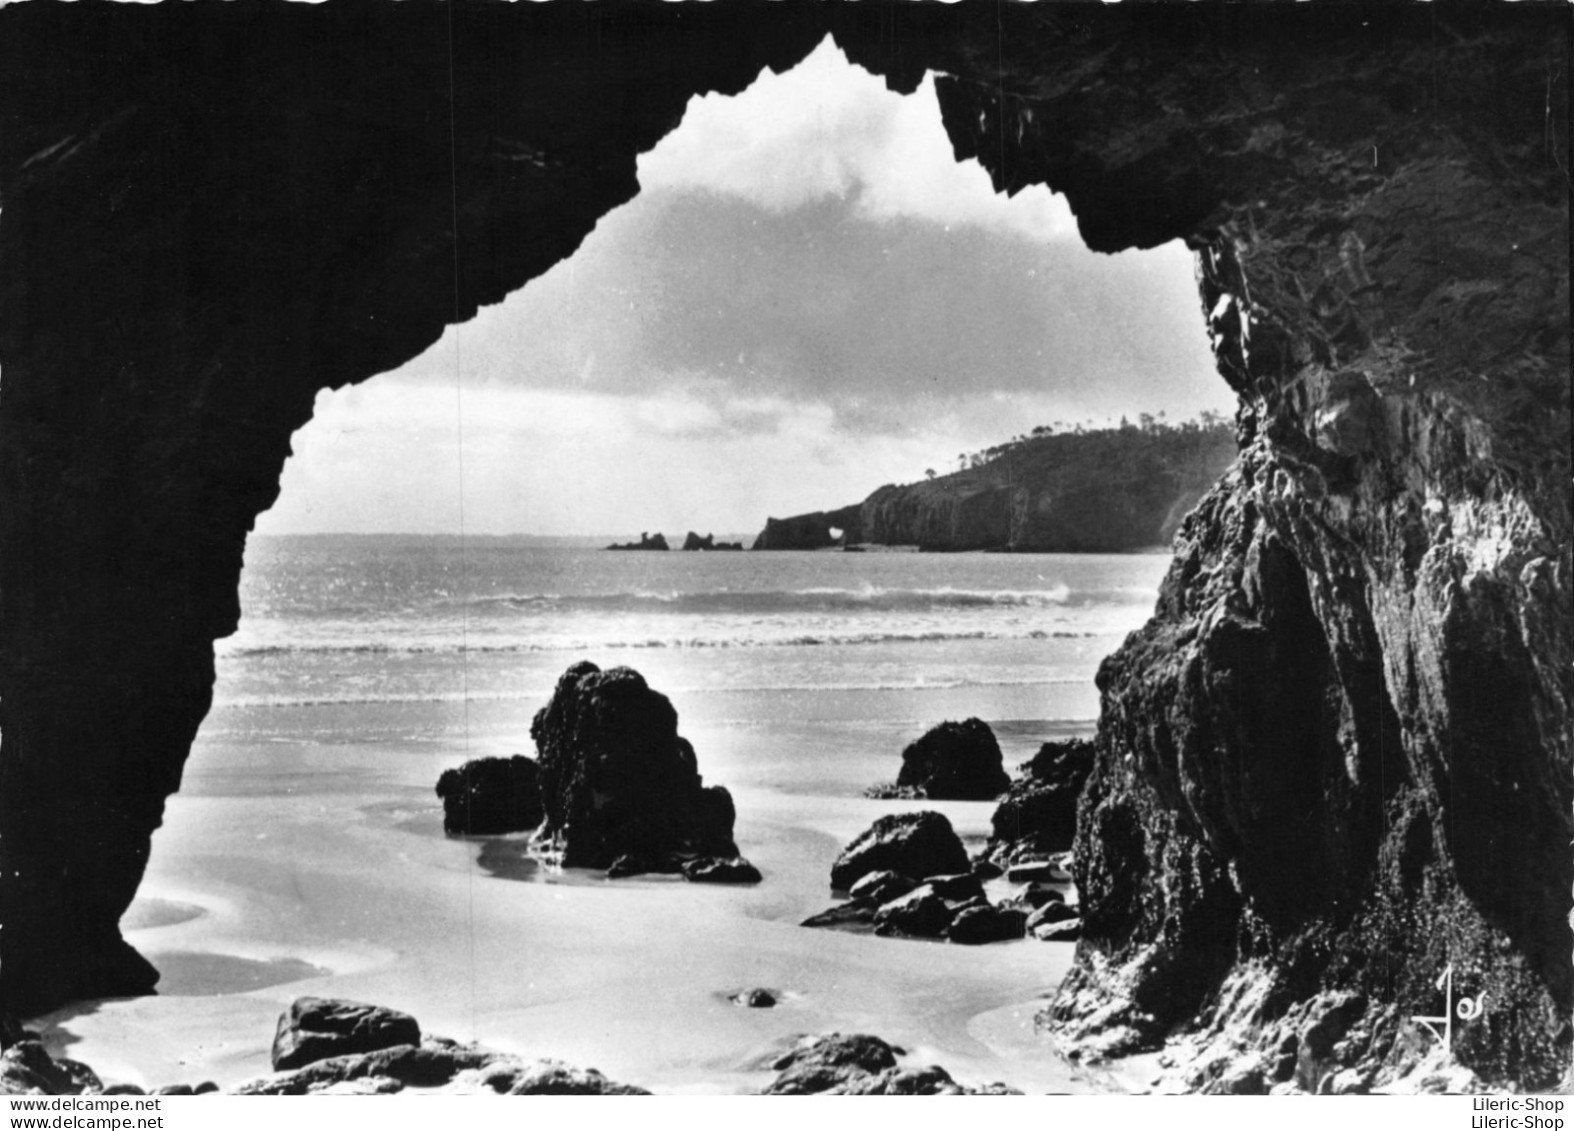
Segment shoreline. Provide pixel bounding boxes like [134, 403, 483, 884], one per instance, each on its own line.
[32, 696, 1102, 1095]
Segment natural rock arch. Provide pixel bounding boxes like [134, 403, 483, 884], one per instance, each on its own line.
[0, 0, 1567, 1088]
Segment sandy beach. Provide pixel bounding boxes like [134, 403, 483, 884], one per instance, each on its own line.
[34, 687, 1106, 1095]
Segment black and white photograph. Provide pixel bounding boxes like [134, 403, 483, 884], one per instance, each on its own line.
[0, 0, 1567, 1108]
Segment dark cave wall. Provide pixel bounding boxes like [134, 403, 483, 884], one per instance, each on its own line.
[847, 2, 1571, 1087]
[0, 0, 830, 1015]
[0, 0, 1568, 1088]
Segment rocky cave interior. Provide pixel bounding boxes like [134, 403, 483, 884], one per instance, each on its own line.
[0, 0, 1568, 1092]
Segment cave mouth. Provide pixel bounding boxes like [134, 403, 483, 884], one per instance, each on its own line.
[173, 35, 1237, 1025]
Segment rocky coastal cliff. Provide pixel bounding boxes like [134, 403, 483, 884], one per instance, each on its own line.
[857, 421, 1236, 552]
[0, 0, 1566, 1090]
[751, 504, 865, 550]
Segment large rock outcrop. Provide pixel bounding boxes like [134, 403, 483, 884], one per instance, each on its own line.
[0, 1, 1565, 1092]
[530, 661, 747, 873]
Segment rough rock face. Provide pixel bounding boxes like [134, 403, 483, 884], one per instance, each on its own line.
[750, 503, 864, 550]
[271, 997, 422, 1073]
[982, 738, 1095, 866]
[881, 5, 1568, 1090]
[530, 662, 747, 872]
[889, 718, 1012, 801]
[434, 755, 544, 836]
[0, 1, 1565, 1089]
[859, 424, 1236, 552]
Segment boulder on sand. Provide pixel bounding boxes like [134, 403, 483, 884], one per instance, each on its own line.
[271, 998, 421, 1072]
[983, 737, 1095, 865]
[828, 812, 970, 892]
[847, 870, 919, 907]
[871, 886, 957, 939]
[682, 857, 762, 884]
[947, 905, 1029, 945]
[434, 755, 543, 835]
[530, 662, 752, 874]
[890, 718, 1011, 801]
[759, 1033, 1018, 1095]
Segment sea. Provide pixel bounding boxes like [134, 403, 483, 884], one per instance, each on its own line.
[206, 537, 1170, 762]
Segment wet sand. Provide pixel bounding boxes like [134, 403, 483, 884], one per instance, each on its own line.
[33, 686, 1104, 1094]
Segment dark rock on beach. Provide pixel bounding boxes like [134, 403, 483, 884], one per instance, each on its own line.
[531, 662, 752, 874]
[0, 1041, 101, 1096]
[1025, 901, 1078, 932]
[760, 1034, 1018, 1095]
[604, 853, 684, 879]
[846, 870, 918, 907]
[810, 818, 1044, 944]
[884, 718, 1011, 802]
[828, 812, 970, 892]
[872, 886, 957, 939]
[947, 905, 1028, 946]
[1031, 918, 1081, 943]
[242, 1041, 648, 1096]
[240, 998, 650, 1095]
[799, 902, 876, 932]
[271, 997, 422, 1072]
[982, 738, 1094, 867]
[682, 856, 762, 885]
[434, 755, 543, 836]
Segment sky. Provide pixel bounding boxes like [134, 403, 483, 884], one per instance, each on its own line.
[256, 38, 1235, 538]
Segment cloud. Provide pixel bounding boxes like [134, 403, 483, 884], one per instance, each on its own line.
[638, 37, 1076, 242]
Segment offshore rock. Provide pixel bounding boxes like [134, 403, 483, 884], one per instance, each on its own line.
[887, 718, 1011, 801]
[530, 662, 748, 872]
[828, 812, 970, 892]
[605, 532, 668, 552]
[434, 755, 543, 836]
[982, 738, 1095, 866]
[680, 532, 742, 551]
[751, 504, 863, 550]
